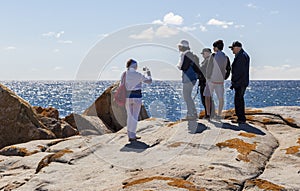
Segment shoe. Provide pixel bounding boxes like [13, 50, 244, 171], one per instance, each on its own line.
[135, 136, 141, 140]
[238, 121, 246, 124]
[214, 115, 222, 121]
[231, 119, 246, 124]
[128, 138, 137, 142]
[204, 115, 211, 121]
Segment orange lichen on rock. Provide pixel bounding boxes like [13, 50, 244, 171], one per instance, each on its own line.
[123, 176, 203, 191]
[246, 115, 255, 121]
[238, 132, 256, 138]
[167, 121, 181, 127]
[246, 179, 285, 191]
[35, 149, 73, 173]
[262, 118, 272, 124]
[0, 146, 39, 157]
[216, 138, 257, 162]
[245, 109, 263, 114]
[199, 110, 206, 119]
[145, 118, 156, 121]
[168, 142, 185, 148]
[284, 137, 300, 154]
[285, 146, 300, 154]
[285, 117, 295, 123]
[222, 109, 236, 119]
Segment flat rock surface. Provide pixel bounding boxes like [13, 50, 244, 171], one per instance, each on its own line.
[0, 106, 299, 191]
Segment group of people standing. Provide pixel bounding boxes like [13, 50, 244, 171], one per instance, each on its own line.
[177, 39, 250, 124]
[118, 39, 250, 142]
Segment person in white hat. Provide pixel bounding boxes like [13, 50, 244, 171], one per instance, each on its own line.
[177, 39, 198, 120]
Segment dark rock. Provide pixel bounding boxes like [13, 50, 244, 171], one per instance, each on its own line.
[33, 106, 59, 120]
[61, 121, 79, 138]
[0, 84, 55, 149]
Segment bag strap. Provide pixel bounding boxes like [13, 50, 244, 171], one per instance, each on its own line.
[121, 71, 126, 85]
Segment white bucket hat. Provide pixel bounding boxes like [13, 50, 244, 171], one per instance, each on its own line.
[177, 39, 189, 48]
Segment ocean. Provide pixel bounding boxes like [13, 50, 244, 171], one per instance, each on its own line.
[1, 80, 299, 121]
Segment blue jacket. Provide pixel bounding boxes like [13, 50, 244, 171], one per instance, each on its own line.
[231, 48, 250, 88]
[180, 52, 198, 84]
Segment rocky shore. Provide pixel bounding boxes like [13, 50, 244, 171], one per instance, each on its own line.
[0, 83, 299, 190]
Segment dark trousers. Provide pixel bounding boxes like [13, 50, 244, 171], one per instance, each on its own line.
[200, 84, 215, 116]
[234, 86, 247, 122]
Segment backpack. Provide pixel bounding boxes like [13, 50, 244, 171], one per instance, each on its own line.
[190, 53, 204, 79]
[113, 72, 126, 107]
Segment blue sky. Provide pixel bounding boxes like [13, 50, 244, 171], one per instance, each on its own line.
[1, 0, 299, 80]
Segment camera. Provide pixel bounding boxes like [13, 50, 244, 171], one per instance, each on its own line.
[142, 66, 149, 71]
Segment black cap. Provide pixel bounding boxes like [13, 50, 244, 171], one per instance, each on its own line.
[200, 48, 211, 54]
[229, 41, 242, 48]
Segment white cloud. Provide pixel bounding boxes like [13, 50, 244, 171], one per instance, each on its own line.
[152, 19, 164, 25]
[180, 26, 196, 32]
[207, 18, 233, 29]
[58, 40, 73, 44]
[129, 27, 155, 40]
[56, 31, 64, 38]
[42, 31, 65, 38]
[129, 26, 179, 40]
[163, 12, 183, 25]
[247, 3, 257, 9]
[234, 25, 245, 28]
[152, 12, 183, 25]
[97, 33, 109, 39]
[54, 66, 63, 71]
[42, 32, 56, 37]
[4, 46, 16, 51]
[156, 25, 179, 37]
[199, 25, 208, 32]
[53, 49, 60, 53]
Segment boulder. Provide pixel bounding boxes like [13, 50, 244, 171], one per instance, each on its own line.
[83, 82, 149, 132]
[63, 113, 77, 129]
[0, 84, 55, 149]
[37, 116, 78, 138]
[61, 121, 79, 138]
[33, 106, 59, 120]
[39, 117, 62, 138]
[68, 113, 112, 136]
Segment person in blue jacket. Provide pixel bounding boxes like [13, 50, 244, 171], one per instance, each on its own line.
[229, 41, 250, 124]
[177, 40, 198, 120]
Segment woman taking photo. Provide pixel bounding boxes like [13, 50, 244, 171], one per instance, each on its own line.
[120, 59, 152, 142]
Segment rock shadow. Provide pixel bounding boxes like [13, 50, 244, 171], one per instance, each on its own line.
[120, 141, 150, 153]
[211, 121, 266, 136]
[188, 120, 209, 134]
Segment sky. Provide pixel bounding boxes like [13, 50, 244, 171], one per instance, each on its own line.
[1, 0, 300, 80]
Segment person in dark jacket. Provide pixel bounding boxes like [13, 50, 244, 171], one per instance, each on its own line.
[199, 48, 215, 118]
[229, 41, 250, 124]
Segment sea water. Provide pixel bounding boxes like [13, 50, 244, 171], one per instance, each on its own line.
[1, 80, 299, 121]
